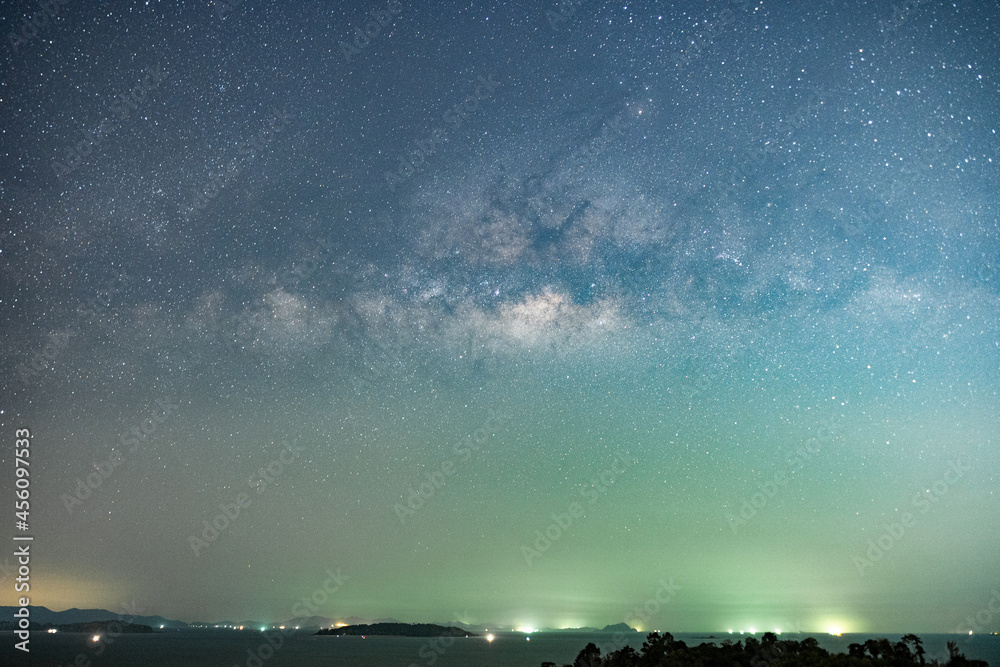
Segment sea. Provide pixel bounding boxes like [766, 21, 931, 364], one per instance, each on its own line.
[1, 630, 997, 666]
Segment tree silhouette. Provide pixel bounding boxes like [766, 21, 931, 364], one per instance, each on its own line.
[603, 645, 639, 667]
[901, 634, 926, 665]
[945, 640, 988, 667]
[557, 631, 989, 667]
[573, 642, 602, 667]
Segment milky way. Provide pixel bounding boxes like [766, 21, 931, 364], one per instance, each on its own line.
[1, 0, 998, 634]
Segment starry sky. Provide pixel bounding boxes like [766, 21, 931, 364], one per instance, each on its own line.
[1, 0, 998, 635]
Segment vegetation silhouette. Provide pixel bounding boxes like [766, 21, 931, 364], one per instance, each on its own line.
[551, 632, 987, 666]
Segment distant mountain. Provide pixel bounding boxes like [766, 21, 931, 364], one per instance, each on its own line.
[278, 615, 400, 629]
[540, 626, 602, 633]
[434, 620, 490, 634]
[317, 623, 476, 637]
[0, 606, 188, 629]
[191, 615, 404, 630]
[1, 608, 636, 636]
[602, 622, 639, 633]
[283, 615, 336, 629]
[536, 623, 637, 633]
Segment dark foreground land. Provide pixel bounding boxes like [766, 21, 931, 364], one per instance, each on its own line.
[557, 632, 988, 667]
[316, 622, 476, 637]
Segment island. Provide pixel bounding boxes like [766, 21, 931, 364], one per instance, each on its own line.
[316, 623, 476, 637]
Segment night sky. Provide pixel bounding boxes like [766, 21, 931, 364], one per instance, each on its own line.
[1, 0, 998, 635]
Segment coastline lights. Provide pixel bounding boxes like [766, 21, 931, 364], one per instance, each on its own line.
[90, 635, 101, 642]
[486, 634, 495, 643]
[817, 615, 856, 635]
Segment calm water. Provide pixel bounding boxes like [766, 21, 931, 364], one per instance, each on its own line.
[1, 631, 996, 666]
